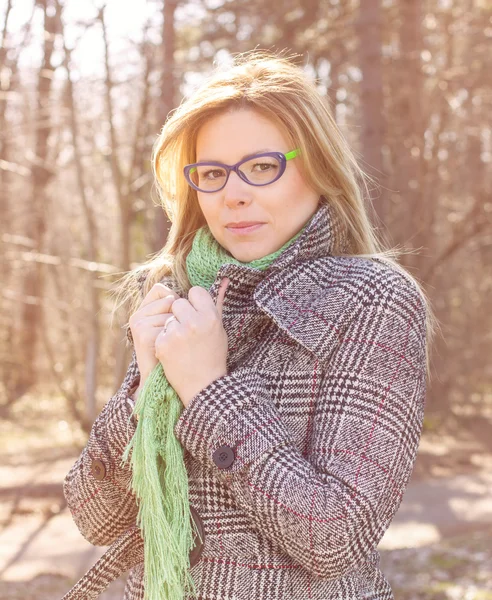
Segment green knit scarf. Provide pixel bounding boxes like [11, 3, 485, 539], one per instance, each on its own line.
[121, 219, 310, 600]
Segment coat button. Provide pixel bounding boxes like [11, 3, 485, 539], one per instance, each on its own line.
[212, 444, 235, 469]
[91, 458, 107, 481]
[189, 505, 205, 567]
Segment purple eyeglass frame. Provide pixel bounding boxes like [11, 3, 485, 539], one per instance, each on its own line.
[183, 148, 300, 193]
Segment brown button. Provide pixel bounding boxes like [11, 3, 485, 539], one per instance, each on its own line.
[189, 505, 205, 567]
[212, 444, 235, 469]
[91, 458, 107, 481]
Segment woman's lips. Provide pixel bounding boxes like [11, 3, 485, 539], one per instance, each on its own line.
[226, 223, 264, 235]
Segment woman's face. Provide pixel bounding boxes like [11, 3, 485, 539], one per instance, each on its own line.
[195, 108, 320, 263]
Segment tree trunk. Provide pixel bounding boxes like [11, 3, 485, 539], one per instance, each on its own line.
[16, 0, 59, 399]
[153, 0, 177, 252]
[357, 0, 386, 225]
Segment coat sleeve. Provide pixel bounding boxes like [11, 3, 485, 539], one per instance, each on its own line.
[63, 270, 179, 547]
[173, 275, 428, 580]
[63, 348, 141, 546]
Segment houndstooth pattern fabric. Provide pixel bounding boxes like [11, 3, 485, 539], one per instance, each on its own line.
[60, 200, 427, 599]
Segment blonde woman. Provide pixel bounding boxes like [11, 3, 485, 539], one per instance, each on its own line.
[61, 50, 436, 600]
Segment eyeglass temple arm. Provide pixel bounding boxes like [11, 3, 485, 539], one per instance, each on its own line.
[285, 149, 300, 161]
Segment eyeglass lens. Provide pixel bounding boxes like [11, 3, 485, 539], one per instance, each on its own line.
[190, 155, 282, 192]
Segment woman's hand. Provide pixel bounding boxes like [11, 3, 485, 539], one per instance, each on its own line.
[128, 283, 181, 390]
[155, 277, 230, 408]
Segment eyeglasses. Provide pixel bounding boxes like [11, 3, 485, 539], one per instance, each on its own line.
[183, 148, 300, 193]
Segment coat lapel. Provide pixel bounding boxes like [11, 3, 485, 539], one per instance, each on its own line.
[208, 198, 351, 360]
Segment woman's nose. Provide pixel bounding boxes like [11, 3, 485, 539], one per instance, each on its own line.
[222, 170, 252, 204]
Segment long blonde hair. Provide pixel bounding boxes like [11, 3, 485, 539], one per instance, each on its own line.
[111, 49, 438, 379]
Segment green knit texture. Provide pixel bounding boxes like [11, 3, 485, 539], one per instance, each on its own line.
[121, 219, 310, 600]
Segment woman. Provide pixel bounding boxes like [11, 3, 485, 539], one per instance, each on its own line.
[61, 50, 436, 600]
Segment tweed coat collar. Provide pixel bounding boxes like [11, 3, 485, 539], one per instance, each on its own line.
[125, 199, 351, 358]
[207, 197, 351, 359]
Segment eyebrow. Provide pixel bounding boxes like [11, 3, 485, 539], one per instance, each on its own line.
[196, 148, 271, 163]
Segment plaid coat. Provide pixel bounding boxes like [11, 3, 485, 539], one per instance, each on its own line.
[61, 200, 428, 600]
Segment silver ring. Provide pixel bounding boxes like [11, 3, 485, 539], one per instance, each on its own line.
[163, 316, 178, 333]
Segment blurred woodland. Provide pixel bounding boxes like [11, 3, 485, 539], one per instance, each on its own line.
[0, 0, 490, 442]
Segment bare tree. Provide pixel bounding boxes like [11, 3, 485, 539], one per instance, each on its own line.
[357, 0, 386, 222]
[98, 4, 164, 387]
[15, 0, 61, 401]
[153, 0, 178, 252]
[57, 6, 101, 427]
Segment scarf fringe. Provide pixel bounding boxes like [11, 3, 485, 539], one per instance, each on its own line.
[121, 364, 198, 600]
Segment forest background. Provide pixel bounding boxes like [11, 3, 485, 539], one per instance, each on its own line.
[0, 0, 490, 599]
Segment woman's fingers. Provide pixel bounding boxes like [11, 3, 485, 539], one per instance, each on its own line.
[130, 313, 176, 349]
[130, 283, 180, 389]
[130, 290, 179, 333]
[138, 283, 180, 309]
[133, 314, 173, 329]
[137, 296, 177, 317]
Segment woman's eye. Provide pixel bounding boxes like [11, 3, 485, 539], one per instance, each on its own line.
[203, 169, 224, 179]
[252, 162, 277, 172]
